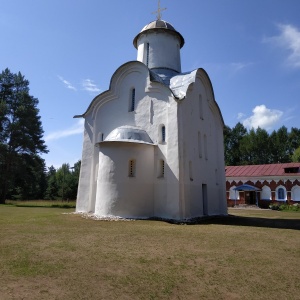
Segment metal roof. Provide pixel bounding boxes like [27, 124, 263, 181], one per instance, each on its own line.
[170, 70, 198, 99]
[141, 20, 176, 31]
[133, 19, 184, 48]
[226, 163, 300, 177]
[102, 126, 153, 145]
[233, 184, 261, 191]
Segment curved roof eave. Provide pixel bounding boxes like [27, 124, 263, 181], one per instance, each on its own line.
[99, 140, 156, 146]
[73, 61, 177, 118]
[169, 68, 224, 126]
[197, 68, 225, 127]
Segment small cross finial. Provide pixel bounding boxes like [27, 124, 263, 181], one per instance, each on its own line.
[152, 0, 166, 20]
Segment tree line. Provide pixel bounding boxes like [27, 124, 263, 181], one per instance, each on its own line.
[45, 161, 81, 201]
[0, 68, 80, 203]
[224, 123, 300, 166]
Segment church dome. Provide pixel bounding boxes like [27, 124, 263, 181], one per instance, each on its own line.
[133, 20, 184, 49]
[141, 19, 176, 31]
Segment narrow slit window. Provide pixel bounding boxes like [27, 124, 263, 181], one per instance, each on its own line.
[189, 161, 193, 181]
[162, 125, 166, 142]
[98, 132, 104, 143]
[198, 131, 202, 158]
[146, 43, 150, 67]
[129, 88, 135, 112]
[199, 95, 203, 120]
[204, 134, 208, 160]
[158, 159, 165, 178]
[128, 159, 136, 177]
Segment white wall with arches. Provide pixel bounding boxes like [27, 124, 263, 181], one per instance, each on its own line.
[261, 185, 271, 200]
[291, 185, 300, 201]
[229, 186, 240, 200]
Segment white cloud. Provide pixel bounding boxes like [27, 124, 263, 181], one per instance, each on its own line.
[82, 79, 101, 94]
[242, 105, 283, 130]
[265, 24, 300, 68]
[45, 119, 84, 142]
[57, 75, 77, 91]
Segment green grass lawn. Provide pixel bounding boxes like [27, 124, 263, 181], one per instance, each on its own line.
[0, 205, 299, 300]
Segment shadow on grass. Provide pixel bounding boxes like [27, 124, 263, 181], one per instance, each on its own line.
[1, 203, 75, 209]
[158, 215, 300, 230]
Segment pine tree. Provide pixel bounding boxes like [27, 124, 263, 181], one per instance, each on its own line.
[0, 68, 48, 203]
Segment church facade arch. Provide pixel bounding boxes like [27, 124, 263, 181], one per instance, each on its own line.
[291, 185, 300, 201]
[229, 186, 239, 200]
[261, 185, 271, 200]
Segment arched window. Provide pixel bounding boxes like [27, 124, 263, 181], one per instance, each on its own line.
[276, 186, 286, 201]
[129, 88, 135, 112]
[128, 159, 136, 177]
[261, 186, 271, 200]
[291, 185, 300, 201]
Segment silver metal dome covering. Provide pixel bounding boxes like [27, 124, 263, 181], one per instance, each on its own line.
[104, 126, 153, 144]
[133, 19, 184, 49]
[141, 20, 176, 31]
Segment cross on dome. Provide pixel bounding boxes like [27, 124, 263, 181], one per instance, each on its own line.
[152, 0, 167, 20]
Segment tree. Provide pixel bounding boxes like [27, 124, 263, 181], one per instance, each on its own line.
[292, 147, 300, 162]
[224, 122, 247, 166]
[9, 154, 47, 200]
[224, 123, 300, 166]
[0, 68, 48, 203]
[45, 166, 58, 200]
[269, 126, 290, 163]
[240, 127, 271, 165]
[56, 164, 72, 200]
[55, 161, 81, 201]
[289, 127, 300, 155]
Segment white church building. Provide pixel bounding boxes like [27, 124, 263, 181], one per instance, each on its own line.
[75, 15, 227, 220]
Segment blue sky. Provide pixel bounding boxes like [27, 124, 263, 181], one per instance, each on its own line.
[1, 0, 300, 168]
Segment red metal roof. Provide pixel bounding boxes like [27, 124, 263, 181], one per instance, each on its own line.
[225, 163, 300, 177]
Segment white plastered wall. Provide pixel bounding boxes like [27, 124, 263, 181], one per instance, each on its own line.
[178, 73, 227, 218]
[137, 31, 181, 73]
[95, 142, 155, 218]
[76, 61, 182, 218]
[76, 62, 227, 219]
[76, 119, 96, 213]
